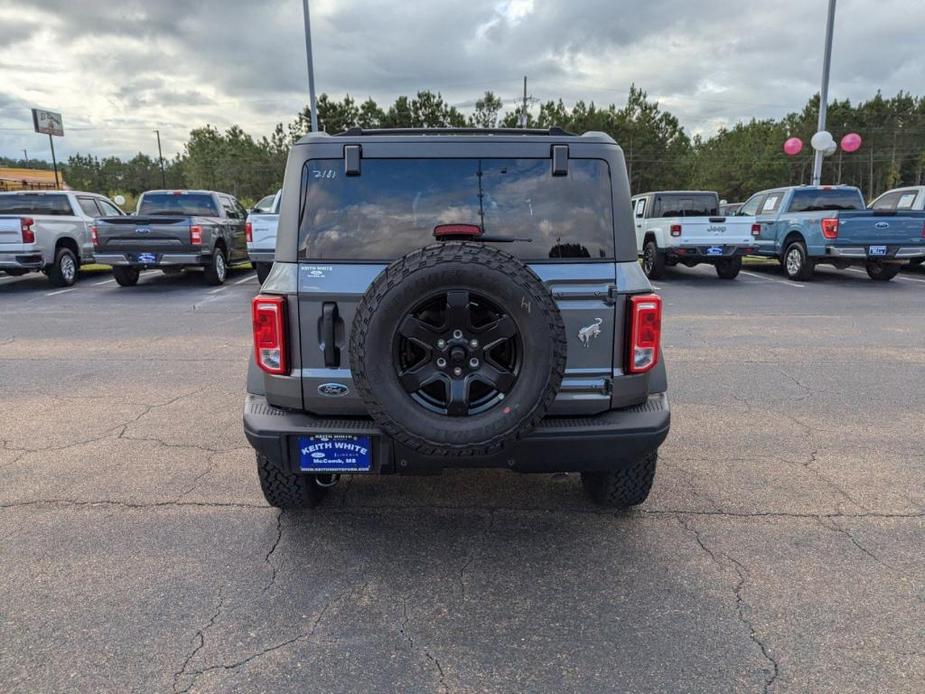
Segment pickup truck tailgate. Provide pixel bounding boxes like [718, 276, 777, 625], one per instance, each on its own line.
[836, 212, 925, 245]
[675, 217, 754, 245]
[96, 216, 194, 253]
[248, 213, 278, 248]
[0, 217, 22, 245]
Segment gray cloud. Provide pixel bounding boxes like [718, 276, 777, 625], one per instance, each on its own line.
[0, 0, 922, 160]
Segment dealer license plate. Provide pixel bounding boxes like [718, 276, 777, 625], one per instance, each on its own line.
[706, 246, 724, 256]
[135, 252, 158, 264]
[298, 434, 372, 473]
[868, 245, 887, 256]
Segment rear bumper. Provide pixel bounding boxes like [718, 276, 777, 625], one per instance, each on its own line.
[243, 392, 670, 474]
[666, 244, 755, 262]
[825, 245, 925, 261]
[95, 252, 211, 267]
[0, 251, 44, 270]
[247, 249, 275, 263]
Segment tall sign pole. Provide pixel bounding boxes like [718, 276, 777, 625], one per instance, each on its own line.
[48, 134, 59, 189]
[155, 129, 166, 187]
[812, 0, 837, 185]
[301, 0, 319, 132]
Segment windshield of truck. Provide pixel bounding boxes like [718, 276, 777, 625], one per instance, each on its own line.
[299, 158, 615, 261]
[788, 189, 865, 213]
[654, 194, 718, 217]
[138, 192, 219, 216]
[0, 193, 73, 215]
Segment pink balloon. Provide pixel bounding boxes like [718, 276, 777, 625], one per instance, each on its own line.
[784, 137, 803, 156]
[841, 133, 862, 153]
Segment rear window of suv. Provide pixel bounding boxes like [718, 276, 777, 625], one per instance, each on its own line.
[0, 193, 73, 215]
[138, 193, 219, 216]
[653, 194, 718, 217]
[299, 158, 615, 261]
[788, 189, 865, 212]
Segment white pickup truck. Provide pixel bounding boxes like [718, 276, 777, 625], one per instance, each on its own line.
[246, 189, 280, 283]
[0, 190, 125, 286]
[632, 190, 759, 280]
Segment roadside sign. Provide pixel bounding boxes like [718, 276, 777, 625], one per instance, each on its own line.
[31, 108, 64, 137]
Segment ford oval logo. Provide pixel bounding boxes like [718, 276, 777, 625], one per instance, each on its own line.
[135, 227, 151, 234]
[875, 221, 890, 229]
[318, 383, 349, 397]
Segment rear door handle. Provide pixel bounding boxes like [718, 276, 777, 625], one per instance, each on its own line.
[321, 302, 340, 367]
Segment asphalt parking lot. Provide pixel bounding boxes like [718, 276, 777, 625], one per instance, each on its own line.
[1, 262, 923, 693]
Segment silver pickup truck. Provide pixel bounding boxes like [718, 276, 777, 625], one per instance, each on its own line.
[94, 190, 249, 286]
[0, 190, 124, 286]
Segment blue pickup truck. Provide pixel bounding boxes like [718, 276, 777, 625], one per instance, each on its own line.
[738, 185, 925, 281]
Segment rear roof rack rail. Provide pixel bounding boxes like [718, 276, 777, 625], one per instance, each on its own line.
[336, 126, 577, 137]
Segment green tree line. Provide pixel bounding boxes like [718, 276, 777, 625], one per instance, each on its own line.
[6, 88, 924, 204]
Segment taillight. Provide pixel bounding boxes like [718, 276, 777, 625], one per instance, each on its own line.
[670, 224, 682, 237]
[20, 217, 35, 244]
[821, 218, 839, 240]
[252, 295, 287, 375]
[245, 221, 253, 243]
[190, 225, 203, 245]
[751, 223, 761, 237]
[627, 294, 662, 374]
[90, 224, 99, 247]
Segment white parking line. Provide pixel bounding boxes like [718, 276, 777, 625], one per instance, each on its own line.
[46, 288, 77, 297]
[841, 266, 925, 283]
[234, 274, 257, 285]
[208, 286, 227, 294]
[92, 278, 116, 286]
[740, 270, 805, 288]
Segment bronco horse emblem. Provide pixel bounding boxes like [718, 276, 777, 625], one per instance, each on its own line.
[577, 318, 604, 347]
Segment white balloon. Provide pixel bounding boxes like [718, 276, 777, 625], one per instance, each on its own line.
[811, 131, 835, 151]
[823, 142, 838, 156]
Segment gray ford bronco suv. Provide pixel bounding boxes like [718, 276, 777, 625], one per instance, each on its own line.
[243, 128, 670, 509]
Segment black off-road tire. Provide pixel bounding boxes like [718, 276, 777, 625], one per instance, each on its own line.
[47, 247, 78, 287]
[350, 242, 567, 457]
[714, 256, 742, 279]
[204, 247, 227, 285]
[112, 266, 140, 287]
[255, 262, 272, 284]
[256, 453, 327, 509]
[642, 240, 666, 280]
[782, 240, 814, 281]
[865, 262, 900, 281]
[581, 451, 658, 508]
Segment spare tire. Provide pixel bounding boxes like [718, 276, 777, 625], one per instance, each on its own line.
[350, 242, 567, 457]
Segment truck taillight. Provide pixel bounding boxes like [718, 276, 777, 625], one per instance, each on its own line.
[821, 218, 839, 240]
[252, 295, 287, 375]
[670, 224, 682, 237]
[627, 294, 662, 374]
[245, 221, 253, 243]
[90, 224, 99, 247]
[751, 223, 761, 237]
[21, 217, 35, 243]
[190, 225, 203, 245]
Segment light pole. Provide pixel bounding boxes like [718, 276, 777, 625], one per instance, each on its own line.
[812, 0, 837, 185]
[155, 129, 166, 187]
[301, 0, 319, 132]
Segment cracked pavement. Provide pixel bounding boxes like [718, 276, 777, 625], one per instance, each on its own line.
[1, 264, 923, 692]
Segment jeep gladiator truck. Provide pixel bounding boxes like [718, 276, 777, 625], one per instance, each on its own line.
[93, 190, 249, 286]
[632, 190, 759, 280]
[741, 185, 925, 281]
[0, 190, 124, 286]
[243, 127, 670, 509]
[246, 189, 281, 283]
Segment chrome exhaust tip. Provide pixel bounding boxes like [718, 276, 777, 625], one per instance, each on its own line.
[314, 473, 340, 488]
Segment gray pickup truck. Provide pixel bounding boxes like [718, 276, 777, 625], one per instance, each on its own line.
[94, 190, 249, 286]
[0, 190, 124, 286]
[244, 127, 670, 510]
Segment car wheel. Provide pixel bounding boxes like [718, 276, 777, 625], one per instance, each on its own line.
[714, 256, 742, 279]
[47, 248, 78, 287]
[865, 262, 900, 281]
[255, 262, 272, 284]
[783, 240, 814, 281]
[642, 240, 666, 280]
[204, 247, 227, 285]
[581, 451, 658, 508]
[112, 266, 140, 287]
[256, 453, 327, 509]
[350, 242, 567, 457]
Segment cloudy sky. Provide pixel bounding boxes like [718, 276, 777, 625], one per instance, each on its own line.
[1, 0, 922, 162]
